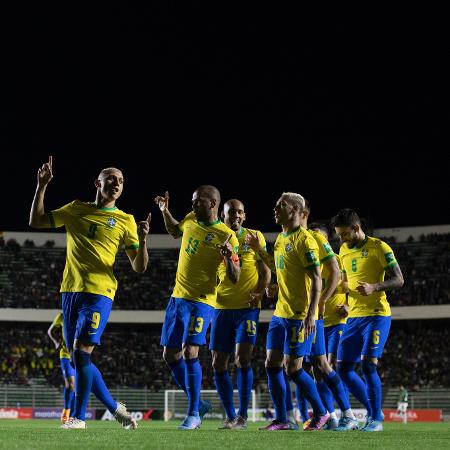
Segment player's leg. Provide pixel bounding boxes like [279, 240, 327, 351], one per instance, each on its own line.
[60, 358, 75, 423]
[337, 318, 372, 420]
[311, 321, 357, 430]
[260, 316, 290, 430]
[285, 320, 329, 431]
[161, 297, 186, 393]
[234, 308, 259, 428]
[210, 309, 236, 425]
[179, 300, 214, 430]
[360, 316, 391, 432]
[67, 294, 112, 429]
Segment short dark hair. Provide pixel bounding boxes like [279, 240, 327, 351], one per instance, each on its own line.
[309, 222, 329, 235]
[331, 208, 361, 228]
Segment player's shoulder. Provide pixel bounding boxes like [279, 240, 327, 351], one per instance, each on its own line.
[308, 228, 328, 245]
[367, 236, 389, 248]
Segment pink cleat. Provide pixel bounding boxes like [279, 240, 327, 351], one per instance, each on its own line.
[304, 412, 330, 431]
[258, 420, 291, 431]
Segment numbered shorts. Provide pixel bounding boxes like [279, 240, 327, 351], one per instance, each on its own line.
[62, 292, 112, 350]
[160, 297, 214, 347]
[309, 319, 326, 357]
[60, 357, 75, 379]
[324, 323, 346, 356]
[266, 316, 314, 357]
[337, 316, 391, 362]
[209, 308, 260, 353]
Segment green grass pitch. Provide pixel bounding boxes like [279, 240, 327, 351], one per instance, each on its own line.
[0, 420, 449, 450]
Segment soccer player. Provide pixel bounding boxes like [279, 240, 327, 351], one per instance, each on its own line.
[30, 156, 150, 429]
[332, 208, 404, 432]
[246, 192, 330, 431]
[210, 199, 271, 429]
[396, 384, 408, 424]
[48, 312, 75, 424]
[297, 205, 358, 431]
[154, 187, 241, 430]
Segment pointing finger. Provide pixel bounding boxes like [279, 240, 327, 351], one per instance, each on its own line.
[223, 234, 232, 246]
[146, 213, 152, 224]
[49, 155, 53, 167]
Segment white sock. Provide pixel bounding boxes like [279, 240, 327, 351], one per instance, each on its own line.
[343, 409, 356, 420]
[330, 411, 338, 420]
[287, 410, 296, 422]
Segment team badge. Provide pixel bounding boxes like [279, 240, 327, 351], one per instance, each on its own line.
[106, 217, 117, 229]
[285, 243, 293, 252]
[361, 249, 369, 258]
[242, 243, 250, 251]
[204, 232, 215, 242]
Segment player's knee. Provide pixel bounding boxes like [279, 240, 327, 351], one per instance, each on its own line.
[312, 356, 330, 375]
[162, 348, 182, 364]
[68, 379, 75, 390]
[361, 359, 377, 375]
[212, 356, 228, 372]
[337, 361, 356, 377]
[182, 345, 199, 360]
[235, 354, 251, 369]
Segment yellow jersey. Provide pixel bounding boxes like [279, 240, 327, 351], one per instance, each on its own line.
[49, 200, 140, 300]
[51, 312, 70, 359]
[172, 212, 239, 306]
[308, 229, 336, 320]
[274, 226, 320, 320]
[339, 235, 398, 318]
[215, 227, 266, 309]
[323, 253, 347, 326]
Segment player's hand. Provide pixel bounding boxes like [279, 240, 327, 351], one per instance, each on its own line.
[137, 213, 151, 242]
[356, 280, 376, 296]
[154, 191, 169, 212]
[244, 228, 260, 251]
[337, 304, 349, 318]
[248, 291, 264, 308]
[265, 283, 279, 299]
[302, 313, 316, 338]
[218, 234, 233, 258]
[52, 340, 60, 349]
[37, 156, 53, 188]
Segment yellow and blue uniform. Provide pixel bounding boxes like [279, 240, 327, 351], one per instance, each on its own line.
[266, 226, 320, 357]
[337, 236, 398, 361]
[323, 253, 347, 355]
[48, 200, 140, 348]
[308, 229, 336, 357]
[210, 227, 266, 353]
[51, 312, 75, 379]
[161, 212, 239, 347]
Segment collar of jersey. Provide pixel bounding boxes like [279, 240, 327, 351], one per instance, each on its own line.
[349, 235, 368, 249]
[282, 225, 302, 237]
[197, 219, 221, 226]
[237, 227, 245, 238]
[91, 202, 118, 211]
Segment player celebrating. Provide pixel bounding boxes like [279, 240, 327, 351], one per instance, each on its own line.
[332, 208, 404, 432]
[246, 192, 330, 431]
[48, 312, 75, 424]
[155, 187, 240, 430]
[210, 199, 271, 429]
[30, 157, 150, 429]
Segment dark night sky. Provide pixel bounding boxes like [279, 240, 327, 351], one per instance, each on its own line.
[2, 7, 449, 232]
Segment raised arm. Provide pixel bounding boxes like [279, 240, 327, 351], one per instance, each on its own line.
[245, 230, 276, 272]
[29, 156, 53, 228]
[154, 191, 181, 239]
[126, 213, 151, 273]
[47, 322, 60, 349]
[219, 235, 241, 284]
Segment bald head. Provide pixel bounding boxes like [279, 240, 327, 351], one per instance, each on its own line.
[195, 185, 221, 204]
[223, 199, 246, 232]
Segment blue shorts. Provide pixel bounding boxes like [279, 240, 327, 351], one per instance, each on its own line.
[160, 297, 214, 347]
[324, 323, 346, 356]
[337, 316, 391, 362]
[61, 292, 112, 350]
[266, 316, 314, 357]
[309, 319, 326, 357]
[209, 308, 260, 353]
[60, 357, 75, 379]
